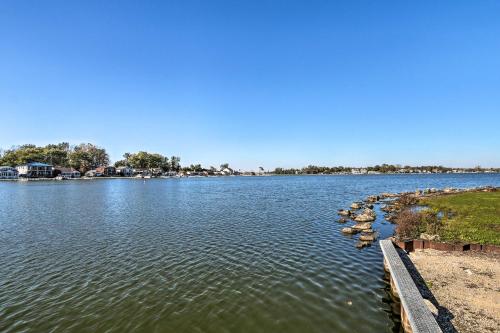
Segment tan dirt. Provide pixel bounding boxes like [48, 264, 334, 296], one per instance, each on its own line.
[409, 249, 500, 333]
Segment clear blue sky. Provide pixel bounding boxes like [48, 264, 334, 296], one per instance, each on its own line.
[1, 1, 499, 169]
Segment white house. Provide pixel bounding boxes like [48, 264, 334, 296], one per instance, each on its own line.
[16, 162, 53, 178]
[221, 168, 233, 175]
[116, 166, 133, 177]
[0, 166, 18, 179]
[85, 170, 102, 177]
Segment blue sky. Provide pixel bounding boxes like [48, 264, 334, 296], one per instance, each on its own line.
[1, 1, 499, 169]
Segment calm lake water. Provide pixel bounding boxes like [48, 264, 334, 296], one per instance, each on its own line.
[1, 174, 500, 333]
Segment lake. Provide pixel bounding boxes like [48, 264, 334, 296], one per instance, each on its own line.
[1, 174, 499, 332]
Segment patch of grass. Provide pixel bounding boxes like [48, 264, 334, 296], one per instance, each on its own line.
[425, 280, 434, 289]
[419, 192, 500, 245]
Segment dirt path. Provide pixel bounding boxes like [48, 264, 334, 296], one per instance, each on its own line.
[409, 249, 500, 333]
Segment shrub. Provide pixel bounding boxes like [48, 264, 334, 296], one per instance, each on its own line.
[395, 209, 422, 240]
[420, 209, 442, 235]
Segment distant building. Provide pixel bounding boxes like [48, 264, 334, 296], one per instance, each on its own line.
[151, 168, 163, 177]
[222, 168, 233, 175]
[54, 167, 80, 179]
[351, 168, 368, 175]
[16, 162, 53, 178]
[96, 166, 116, 176]
[85, 170, 102, 177]
[133, 168, 149, 177]
[116, 166, 133, 177]
[0, 166, 18, 179]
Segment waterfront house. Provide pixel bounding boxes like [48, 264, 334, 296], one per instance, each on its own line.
[151, 168, 163, 177]
[85, 170, 102, 177]
[96, 166, 116, 176]
[116, 166, 133, 177]
[221, 168, 233, 175]
[351, 168, 368, 175]
[0, 166, 18, 179]
[133, 168, 150, 177]
[16, 162, 53, 178]
[54, 167, 81, 179]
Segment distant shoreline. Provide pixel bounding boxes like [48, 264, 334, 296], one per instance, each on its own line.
[2, 172, 499, 182]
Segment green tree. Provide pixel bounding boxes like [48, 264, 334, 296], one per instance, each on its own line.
[170, 156, 181, 172]
[68, 143, 109, 173]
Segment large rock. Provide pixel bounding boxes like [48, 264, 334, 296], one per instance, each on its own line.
[350, 202, 362, 210]
[355, 241, 371, 248]
[352, 222, 372, 230]
[362, 208, 376, 217]
[338, 209, 351, 216]
[354, 213, 375, 222]
[366, 195, 379, 203]
[341, 227, 359, 234]
[359, 234, 375, 242]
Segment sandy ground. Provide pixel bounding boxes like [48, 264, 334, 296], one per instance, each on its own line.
[408, 249, 500, 333]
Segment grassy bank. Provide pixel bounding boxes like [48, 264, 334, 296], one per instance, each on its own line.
[419, 192, 500, 245]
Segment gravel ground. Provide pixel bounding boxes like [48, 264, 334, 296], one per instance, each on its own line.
[408, 249, 499, 333]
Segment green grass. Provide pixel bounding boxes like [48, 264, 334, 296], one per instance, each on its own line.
[419, 192, 500, 245]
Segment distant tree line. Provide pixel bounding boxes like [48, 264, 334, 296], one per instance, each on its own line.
[180, 163, 232, 173]
[272, 164, 500, 174]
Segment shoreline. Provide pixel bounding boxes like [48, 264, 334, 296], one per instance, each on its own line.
[2, 172, 500, 182]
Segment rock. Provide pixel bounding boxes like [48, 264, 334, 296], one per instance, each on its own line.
[362, 208, 376, 217]
[338, 209, 351, 216]
[365, 203, 374, 209]
[337, 218, 348, 223]
[350, 202, 362, 210]
[352, 222, 372, 230]
[359, 234, 375, 242]
[354, 214, 375, 222]
[381, 204, 398, 213]
[366, 195, 379, 203]
[354, 208, 376, 222]
[355, 241, 371, 248]
[385, 214, 397, 223]
[420, 233, 441, 241]
[380, 192, 398, 198]
[423, 299, 438, 317]
[362, 228, 374, 234]
[341, 227, 359, 234]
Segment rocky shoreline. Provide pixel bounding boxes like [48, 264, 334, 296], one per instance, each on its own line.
[337, 185, 499, 249]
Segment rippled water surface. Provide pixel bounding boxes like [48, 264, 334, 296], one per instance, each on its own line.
[1, 174, 499, 332]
